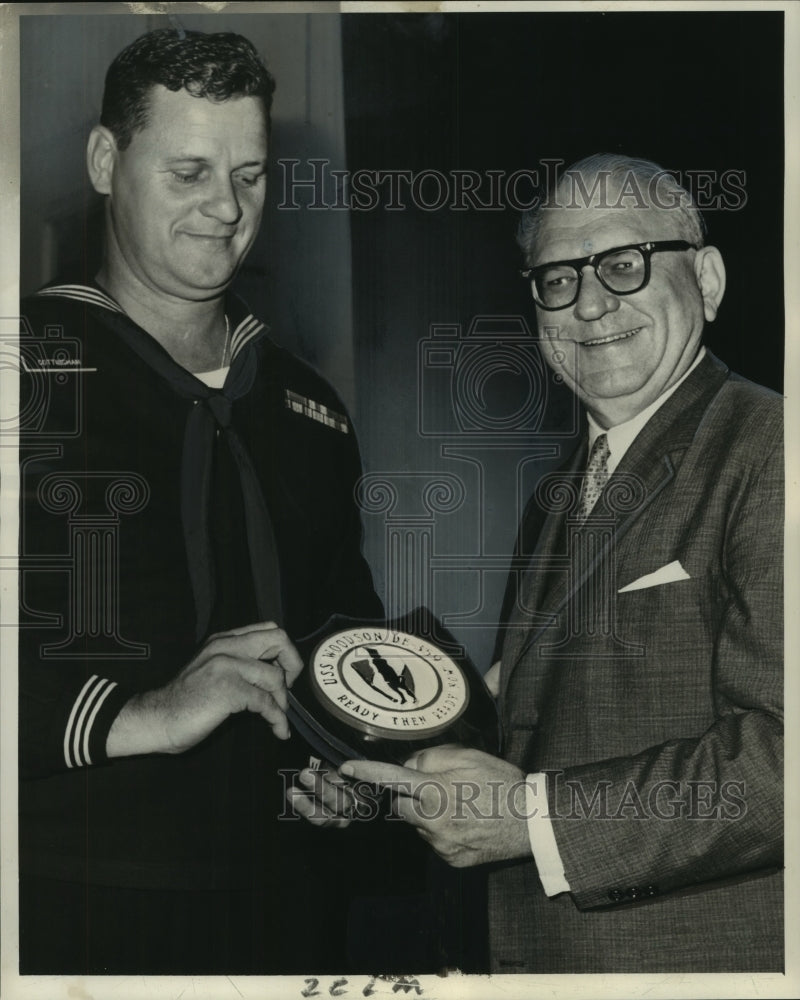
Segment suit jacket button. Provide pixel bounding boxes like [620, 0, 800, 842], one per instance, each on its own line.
[608, 889, 625, 902]
[644, 884, 658, 897]
[627, 887, 641, 900]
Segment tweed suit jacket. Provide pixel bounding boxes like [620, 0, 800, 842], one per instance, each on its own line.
[488, 350, 783, 973]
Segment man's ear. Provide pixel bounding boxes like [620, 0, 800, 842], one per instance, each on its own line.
[86, 125, 118, 195]
[694, 246, 726, 322]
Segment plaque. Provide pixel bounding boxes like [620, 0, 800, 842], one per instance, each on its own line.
[288, 607, 501, 765]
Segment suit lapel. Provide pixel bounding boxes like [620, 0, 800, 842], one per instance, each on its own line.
[522, 443, 587, 617]
[497, 441, 585, 679]
[499, 351, 731, 702]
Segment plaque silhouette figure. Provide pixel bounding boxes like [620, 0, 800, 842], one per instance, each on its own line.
[351, 647, 418, 704]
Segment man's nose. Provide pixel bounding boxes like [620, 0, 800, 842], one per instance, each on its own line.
[573, 267, 620, 321]
[200, 175, 242, 225]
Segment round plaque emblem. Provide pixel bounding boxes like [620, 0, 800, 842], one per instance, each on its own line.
[309, 627, 470, 741]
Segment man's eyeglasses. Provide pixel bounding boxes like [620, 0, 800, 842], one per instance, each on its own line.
[521, 240, 700, 311]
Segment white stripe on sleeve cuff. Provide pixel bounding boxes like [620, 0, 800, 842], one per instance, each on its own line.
[63, 675, 118, 768]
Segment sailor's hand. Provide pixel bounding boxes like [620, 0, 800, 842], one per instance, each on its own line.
[107, 622, 302, 757]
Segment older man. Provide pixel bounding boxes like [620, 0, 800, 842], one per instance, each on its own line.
[18, 29, 384, 974]
[341, 155, 783, 973]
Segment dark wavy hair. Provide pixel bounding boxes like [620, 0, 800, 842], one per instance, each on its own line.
[100, 29, 276, 150]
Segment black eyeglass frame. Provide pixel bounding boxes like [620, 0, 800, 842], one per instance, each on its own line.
[521, 240, 700, 311]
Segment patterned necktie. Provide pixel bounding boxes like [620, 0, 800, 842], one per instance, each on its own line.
[577, 433, 610, 522]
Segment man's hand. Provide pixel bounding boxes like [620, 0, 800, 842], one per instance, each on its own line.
[340, 745, 532, 867]
[107, 622, 303, 758]
[286, 762, 363, 829]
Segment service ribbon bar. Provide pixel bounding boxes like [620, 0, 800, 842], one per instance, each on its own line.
[285, 389, 349, 434]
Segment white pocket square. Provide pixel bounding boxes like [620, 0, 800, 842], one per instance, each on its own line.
[618, 560, 690, 593]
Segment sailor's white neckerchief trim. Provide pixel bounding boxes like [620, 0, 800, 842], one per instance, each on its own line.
[36, 283, 265, 363]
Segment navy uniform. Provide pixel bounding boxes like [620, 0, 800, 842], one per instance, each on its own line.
[18, 281, 404, 973]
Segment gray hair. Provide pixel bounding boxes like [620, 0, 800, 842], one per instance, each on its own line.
[517, 153, 707, 264]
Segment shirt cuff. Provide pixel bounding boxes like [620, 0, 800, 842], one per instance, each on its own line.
[525, 773, 571, 896]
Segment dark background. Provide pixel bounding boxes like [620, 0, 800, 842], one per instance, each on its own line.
[20, 10, 784, 670]
[343, 12, 783, 390]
